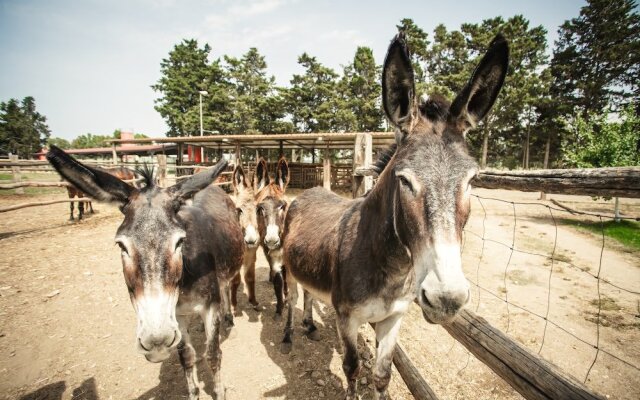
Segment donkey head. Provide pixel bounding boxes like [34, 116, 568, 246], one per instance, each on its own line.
[46, 146, 228, 362]
[255, 157, 289, 250]
[382, 33, 508, 323]
[233, 165, 259, 248]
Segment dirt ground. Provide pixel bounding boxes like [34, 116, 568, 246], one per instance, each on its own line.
[0, 187, 638, 400]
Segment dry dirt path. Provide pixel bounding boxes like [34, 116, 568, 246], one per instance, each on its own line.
[0, 189, 638, 400]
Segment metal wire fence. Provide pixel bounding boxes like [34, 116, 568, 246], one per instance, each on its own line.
[459, 193, 639, 386]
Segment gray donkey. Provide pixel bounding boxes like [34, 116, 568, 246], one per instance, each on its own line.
[280, 32, 508, 399]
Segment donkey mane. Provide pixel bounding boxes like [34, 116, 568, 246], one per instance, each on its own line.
[135, 164, 155, 189]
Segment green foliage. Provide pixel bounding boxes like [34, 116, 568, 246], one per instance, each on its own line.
[396, 18, 430, 94]
[70, 133, 112, 148]
[225, 48, 291, 134]
[47, 137, 71, 149]
[551, 0, 640, 116]
[562, 106, 640, 168]
[340, 46, 384, 132]
[0, 96, 51, 158]
[152, 39, 235, 137]
[286, 53, 347, 132]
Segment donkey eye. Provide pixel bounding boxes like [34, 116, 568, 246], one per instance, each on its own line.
[236, 207, 243, 215]
[257, 206, 264, 216]
[116, 242, 128, 256]
[175, 237, 185, 251]
[278, 203, 286, 211]
[398, 175, 413, 192]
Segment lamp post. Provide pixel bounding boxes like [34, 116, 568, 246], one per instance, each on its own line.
[198, 90, 208, 162]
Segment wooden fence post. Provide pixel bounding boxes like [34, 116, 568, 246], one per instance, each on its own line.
[10, 155, 23, 194]
[111, 144, 118, 165]
[156, 155, 167, 188]
[352, 133, 373, 198]
[323, 149, 331, 190]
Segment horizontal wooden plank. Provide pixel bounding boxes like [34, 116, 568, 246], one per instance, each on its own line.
[443, 309, 604, 400]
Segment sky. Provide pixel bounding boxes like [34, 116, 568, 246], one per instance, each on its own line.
[0, 0, 586, 141]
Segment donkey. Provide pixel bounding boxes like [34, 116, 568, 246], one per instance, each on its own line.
[254, 157, 290, 318]
[65, 166, 137, 220]
[47, 146, 244, 400]
[280, 33, 508, 399]
[229, 165, 261, 313]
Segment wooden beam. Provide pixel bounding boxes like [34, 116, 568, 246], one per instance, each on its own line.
[472, 167, 640, 198]
[323, 149, 331, 190]
[9, 155, 23, 194]
[111, 143, 118, 165]
[0, 198, 92, 213]
[393, 342, 440, 400]
[443, 309, 604, 400]
[156, 155, 167, 187]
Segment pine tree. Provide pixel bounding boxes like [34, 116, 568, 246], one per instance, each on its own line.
[0, 96, 50, 158]
[340, 46, 383, 132]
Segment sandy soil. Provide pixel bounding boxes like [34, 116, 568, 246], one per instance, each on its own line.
[0, 188, 638, 400]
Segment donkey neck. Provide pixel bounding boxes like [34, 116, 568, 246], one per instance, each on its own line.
[359, 160, 411, 269]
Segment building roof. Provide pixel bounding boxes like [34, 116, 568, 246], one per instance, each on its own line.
[106, 132, 395, 151]
[35, 144, 176, 156]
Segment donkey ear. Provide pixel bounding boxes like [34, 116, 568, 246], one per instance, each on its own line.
[450, 34, 509, 132]
[169, 158, 228, 201]
[276, 157, 289, 191]
[46, 145, 135, 205]
[254, 158, 269, 191]
[382, 32, 415, 128]
[233, 165, 248, 193]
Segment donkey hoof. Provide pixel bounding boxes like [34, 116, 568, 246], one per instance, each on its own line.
[280, 341, 292, 354]
[273, 312, 282, 322]
[306, 329, 321, 341]
[224, 314, 234, 328]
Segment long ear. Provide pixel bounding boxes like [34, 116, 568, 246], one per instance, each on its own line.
[382, 32, 415, 129]
[254, 158, 269, 191]
[276, 157, 289, 191]
[450, 34, 509, 131]
[232, 165, 248, 194]
[169, 158, 228, 201]
[46, 145, 135, 204]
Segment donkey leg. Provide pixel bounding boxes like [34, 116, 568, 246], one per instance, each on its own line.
[69, 201, 75, 220]
[269, 250, 285, 320]
[337, 315, 361, 400]
[280, 274, 298, 354]
[372, 314, 403, 400]
[302, 289, 320, 341]
[230, 272, 241, 316]
[177, 315, 200, 400]
[78, 201, 84, 220]
[217, 278, 234, 328]
[243, 249, 259, 309]
[88, 201, 94, 214]
[202, 305, 225, 400]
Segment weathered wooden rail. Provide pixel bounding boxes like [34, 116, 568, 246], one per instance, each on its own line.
[354, 166, 640, 198]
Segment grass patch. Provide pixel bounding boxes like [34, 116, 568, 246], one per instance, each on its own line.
[589, 295, 621, 311]
[0, 172, 65, 196]
[561, 218, 640, 251]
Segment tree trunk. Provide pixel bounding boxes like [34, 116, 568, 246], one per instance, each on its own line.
[481, 124, 490, 169]
[539, 134, 551, 200]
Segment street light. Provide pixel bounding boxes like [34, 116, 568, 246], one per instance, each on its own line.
[198, 90, 208, 162]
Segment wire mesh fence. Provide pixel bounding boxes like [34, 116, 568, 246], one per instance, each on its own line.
[457, 191, 639, 395]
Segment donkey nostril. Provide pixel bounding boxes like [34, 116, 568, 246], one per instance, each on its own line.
[139, 338, 151, 352]
[421, 290, 432, 308]
[167, 331, 178, 347]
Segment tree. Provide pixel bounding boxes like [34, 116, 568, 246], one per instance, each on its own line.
[47, 137, 71, 149]
[71, 133, 111, 148]
[340, 46, 384, 132]
[152, 39, 234, 137]
[396, 18, 430, 94]
[225, 48, 291, 134]
[561, 106, 640, 219]
[551, 0, 640, 116]
[286, 53, 345, 132]
[0, 96, 51, 158]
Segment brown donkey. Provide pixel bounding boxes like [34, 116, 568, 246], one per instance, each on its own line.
[281, 33, 508, 399]
[47, 146, 243, 400]
[254, 157, 290, 318]
[229, 165, 261, 313]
